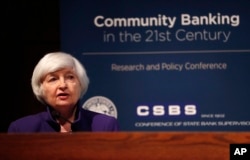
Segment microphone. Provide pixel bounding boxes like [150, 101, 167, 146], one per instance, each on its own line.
[51, 110, 73, 124]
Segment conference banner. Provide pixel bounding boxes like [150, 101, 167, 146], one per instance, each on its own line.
[60, 0, 250, 131]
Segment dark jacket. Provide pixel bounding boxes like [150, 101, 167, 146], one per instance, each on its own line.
[8, 106, 119, 133]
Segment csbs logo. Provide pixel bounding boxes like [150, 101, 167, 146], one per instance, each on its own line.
[136, 104, 197, 116]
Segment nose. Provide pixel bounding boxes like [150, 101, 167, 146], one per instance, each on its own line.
[59, 78, 67, 88]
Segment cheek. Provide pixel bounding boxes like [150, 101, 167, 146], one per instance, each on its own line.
[72, 83, 82, 96]
[42, 84, 56, 97]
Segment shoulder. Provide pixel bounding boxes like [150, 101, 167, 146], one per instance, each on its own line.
[8, 112, 48, 132]
[81, 109, 119, 131]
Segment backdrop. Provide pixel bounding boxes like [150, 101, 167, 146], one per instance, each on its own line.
[60, 0, 250, 131]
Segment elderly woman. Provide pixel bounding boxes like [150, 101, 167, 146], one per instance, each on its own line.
[8, 52, 119, 133]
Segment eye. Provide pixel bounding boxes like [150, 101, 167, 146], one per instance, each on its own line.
[48, 77, 57, 82]
[66, 74, 76, 80]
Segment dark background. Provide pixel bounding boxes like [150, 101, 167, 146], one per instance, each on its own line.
[2, 0, 60, 132]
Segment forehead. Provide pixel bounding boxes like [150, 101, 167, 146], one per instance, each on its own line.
[43, 67, 76, 78]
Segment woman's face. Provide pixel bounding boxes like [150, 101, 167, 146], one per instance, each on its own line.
[41, 67, 81, 111]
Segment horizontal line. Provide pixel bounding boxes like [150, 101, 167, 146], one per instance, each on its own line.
[82, 50, 250, 55]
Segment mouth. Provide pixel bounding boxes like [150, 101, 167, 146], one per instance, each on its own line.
[57, 93, 69, 99]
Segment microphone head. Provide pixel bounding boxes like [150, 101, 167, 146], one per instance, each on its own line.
[51, 110, 60, 118]
[51, 110, 73, 124]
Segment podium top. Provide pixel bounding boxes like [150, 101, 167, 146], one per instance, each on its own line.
[0, 132, 250, 160]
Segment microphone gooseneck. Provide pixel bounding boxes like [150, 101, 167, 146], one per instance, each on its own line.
[51, 110, 73, 124]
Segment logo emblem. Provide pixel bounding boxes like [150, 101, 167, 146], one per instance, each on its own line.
[82, 96, 118, 118]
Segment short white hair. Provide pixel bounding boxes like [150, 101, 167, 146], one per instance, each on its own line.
[31, 52, 89, 104]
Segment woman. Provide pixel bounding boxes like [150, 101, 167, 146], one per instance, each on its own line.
[8, 52, 119, 133]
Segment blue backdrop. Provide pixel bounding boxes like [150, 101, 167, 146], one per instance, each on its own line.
[60, 0, 250, 131]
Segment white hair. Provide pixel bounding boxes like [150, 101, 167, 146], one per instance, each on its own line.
[31, 52, 89, 104]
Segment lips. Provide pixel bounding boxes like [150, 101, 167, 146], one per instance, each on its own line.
[57, 93, 69, 99]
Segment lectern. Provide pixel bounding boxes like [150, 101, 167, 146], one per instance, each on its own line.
[0, 132, 249, 159]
